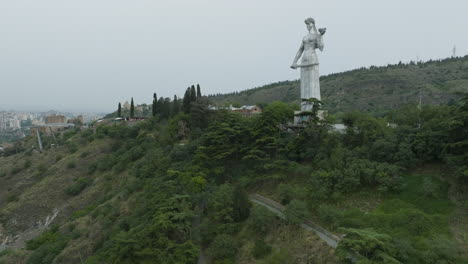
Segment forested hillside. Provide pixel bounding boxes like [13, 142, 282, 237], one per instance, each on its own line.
[0, 89, 467, 263]
[209, 56, 468, 115]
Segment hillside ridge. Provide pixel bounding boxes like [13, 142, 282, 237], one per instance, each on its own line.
[209, 56, 468, 114]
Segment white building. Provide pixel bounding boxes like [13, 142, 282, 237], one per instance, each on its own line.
[9, 119, 21, 129]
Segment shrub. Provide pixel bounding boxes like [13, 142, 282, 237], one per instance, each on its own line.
[25, 149, 33, 156]
[10, 165, 23, 175]
[71, 205, 97, 220]
[247, 206, 276, 236]
[252, 239, 272, 259]
[284, 199, 308, 225]
[79, 151, 90, 158]
[64, 177, 92, 196]
[277, 184, 294, 205]
[391, 208, 432, 236]
[55, 155, 63, 162]
[6, 193, 19, 203]
[336, 228, 399, 263]
[35, 163, 48, 177]
[67, 143, 78, 154]
[80, 129, 94, 142]
[208, 234, 239, 261]
[26, 231, 70, 264]
[421, 177, 439, 198]
[258, 249, 292, 264]
[24, 159, 32, 169]
[87, 162, 97, 174]
[277, 184, 307, 205]
[66, 161, 76, 169]
[317, 204, 343, 230]
[26, 230, 58, 250]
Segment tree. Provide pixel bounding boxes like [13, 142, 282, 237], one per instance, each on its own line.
[197, 84, 202, 98]
[336, 228, 400, 264]
[284, 199, 308, 225]
[445, 93, 468, 184]
[209, 184, 234, 222]
[232, 185, 251, 222]
[207, 234, 239, 261]
[172, 95, 180, 115]
[190, 97, 210, 129]
[162, 97, 171, 119]
[247, 206, 276, 236]
[244, 102, 293, 164]
[195, 112, 251, 182]
[182, 88, 191, 114]
[118, 102, 122, 117]
[130, 97, 135, 118]
[190, 85, 197, 102]
[157, 97, 171, 119]
[152, 93, 157, 117]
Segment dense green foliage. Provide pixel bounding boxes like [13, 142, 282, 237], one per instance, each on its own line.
[4, 91, 466, 263]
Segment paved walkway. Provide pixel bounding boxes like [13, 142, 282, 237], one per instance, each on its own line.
[249, 194, 341, 248]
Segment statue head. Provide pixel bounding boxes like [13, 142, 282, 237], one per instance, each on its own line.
[304, 17, 315, 31]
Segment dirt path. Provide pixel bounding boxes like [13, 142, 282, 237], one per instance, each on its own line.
[249, 194, 341, 249]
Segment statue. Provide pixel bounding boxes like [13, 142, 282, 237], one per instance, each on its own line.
[291, 17, 326, 112]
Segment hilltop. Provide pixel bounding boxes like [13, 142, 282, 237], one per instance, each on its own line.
[209, 56, 468, 114]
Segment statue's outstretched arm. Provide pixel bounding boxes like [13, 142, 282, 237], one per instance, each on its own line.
[291, 42, 304, 69]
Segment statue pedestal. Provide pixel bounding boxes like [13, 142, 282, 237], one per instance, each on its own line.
[294, 110, 327, 125]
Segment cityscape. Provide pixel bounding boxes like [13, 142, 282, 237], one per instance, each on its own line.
[0, 110, 104, 145]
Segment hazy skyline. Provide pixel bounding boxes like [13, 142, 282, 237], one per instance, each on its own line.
[1, 0, 467, 112]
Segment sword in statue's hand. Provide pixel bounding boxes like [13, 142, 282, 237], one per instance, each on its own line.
[291, 62, 319, 69]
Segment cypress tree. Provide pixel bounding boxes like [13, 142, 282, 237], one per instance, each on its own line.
[232, 185, 251, 222]
[163, 97, 171, 118]
[173, 95, 180, 115]
[182, 88, 191, 113]
[152, 93, 157, 117]
[190, 85, 197, 102]
[197, 84, 202, 98]
[158, 97, 165, 118]
[130, 97, 135, 118]
[117, 102, 122, 117]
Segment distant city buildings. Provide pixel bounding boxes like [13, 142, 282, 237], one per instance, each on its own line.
[0, 112, 28, 131]
[0, 110, 104, 143]
[45, 115, 66, 124]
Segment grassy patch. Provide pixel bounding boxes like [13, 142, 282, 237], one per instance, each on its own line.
[71, 205, 97, 220]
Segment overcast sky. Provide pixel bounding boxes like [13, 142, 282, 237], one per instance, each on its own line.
[1, 0, 467, 112]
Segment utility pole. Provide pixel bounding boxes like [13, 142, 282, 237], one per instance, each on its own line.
[36, 130, 43, 152]
[419, 89, 422, 110]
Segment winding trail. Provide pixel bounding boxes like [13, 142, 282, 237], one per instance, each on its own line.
[249, 194, 341, 248]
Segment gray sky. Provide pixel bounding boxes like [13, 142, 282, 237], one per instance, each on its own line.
[1, 0, 467, 112]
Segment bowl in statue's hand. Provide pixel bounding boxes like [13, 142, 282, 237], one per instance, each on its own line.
[318, 28, 326, 35]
